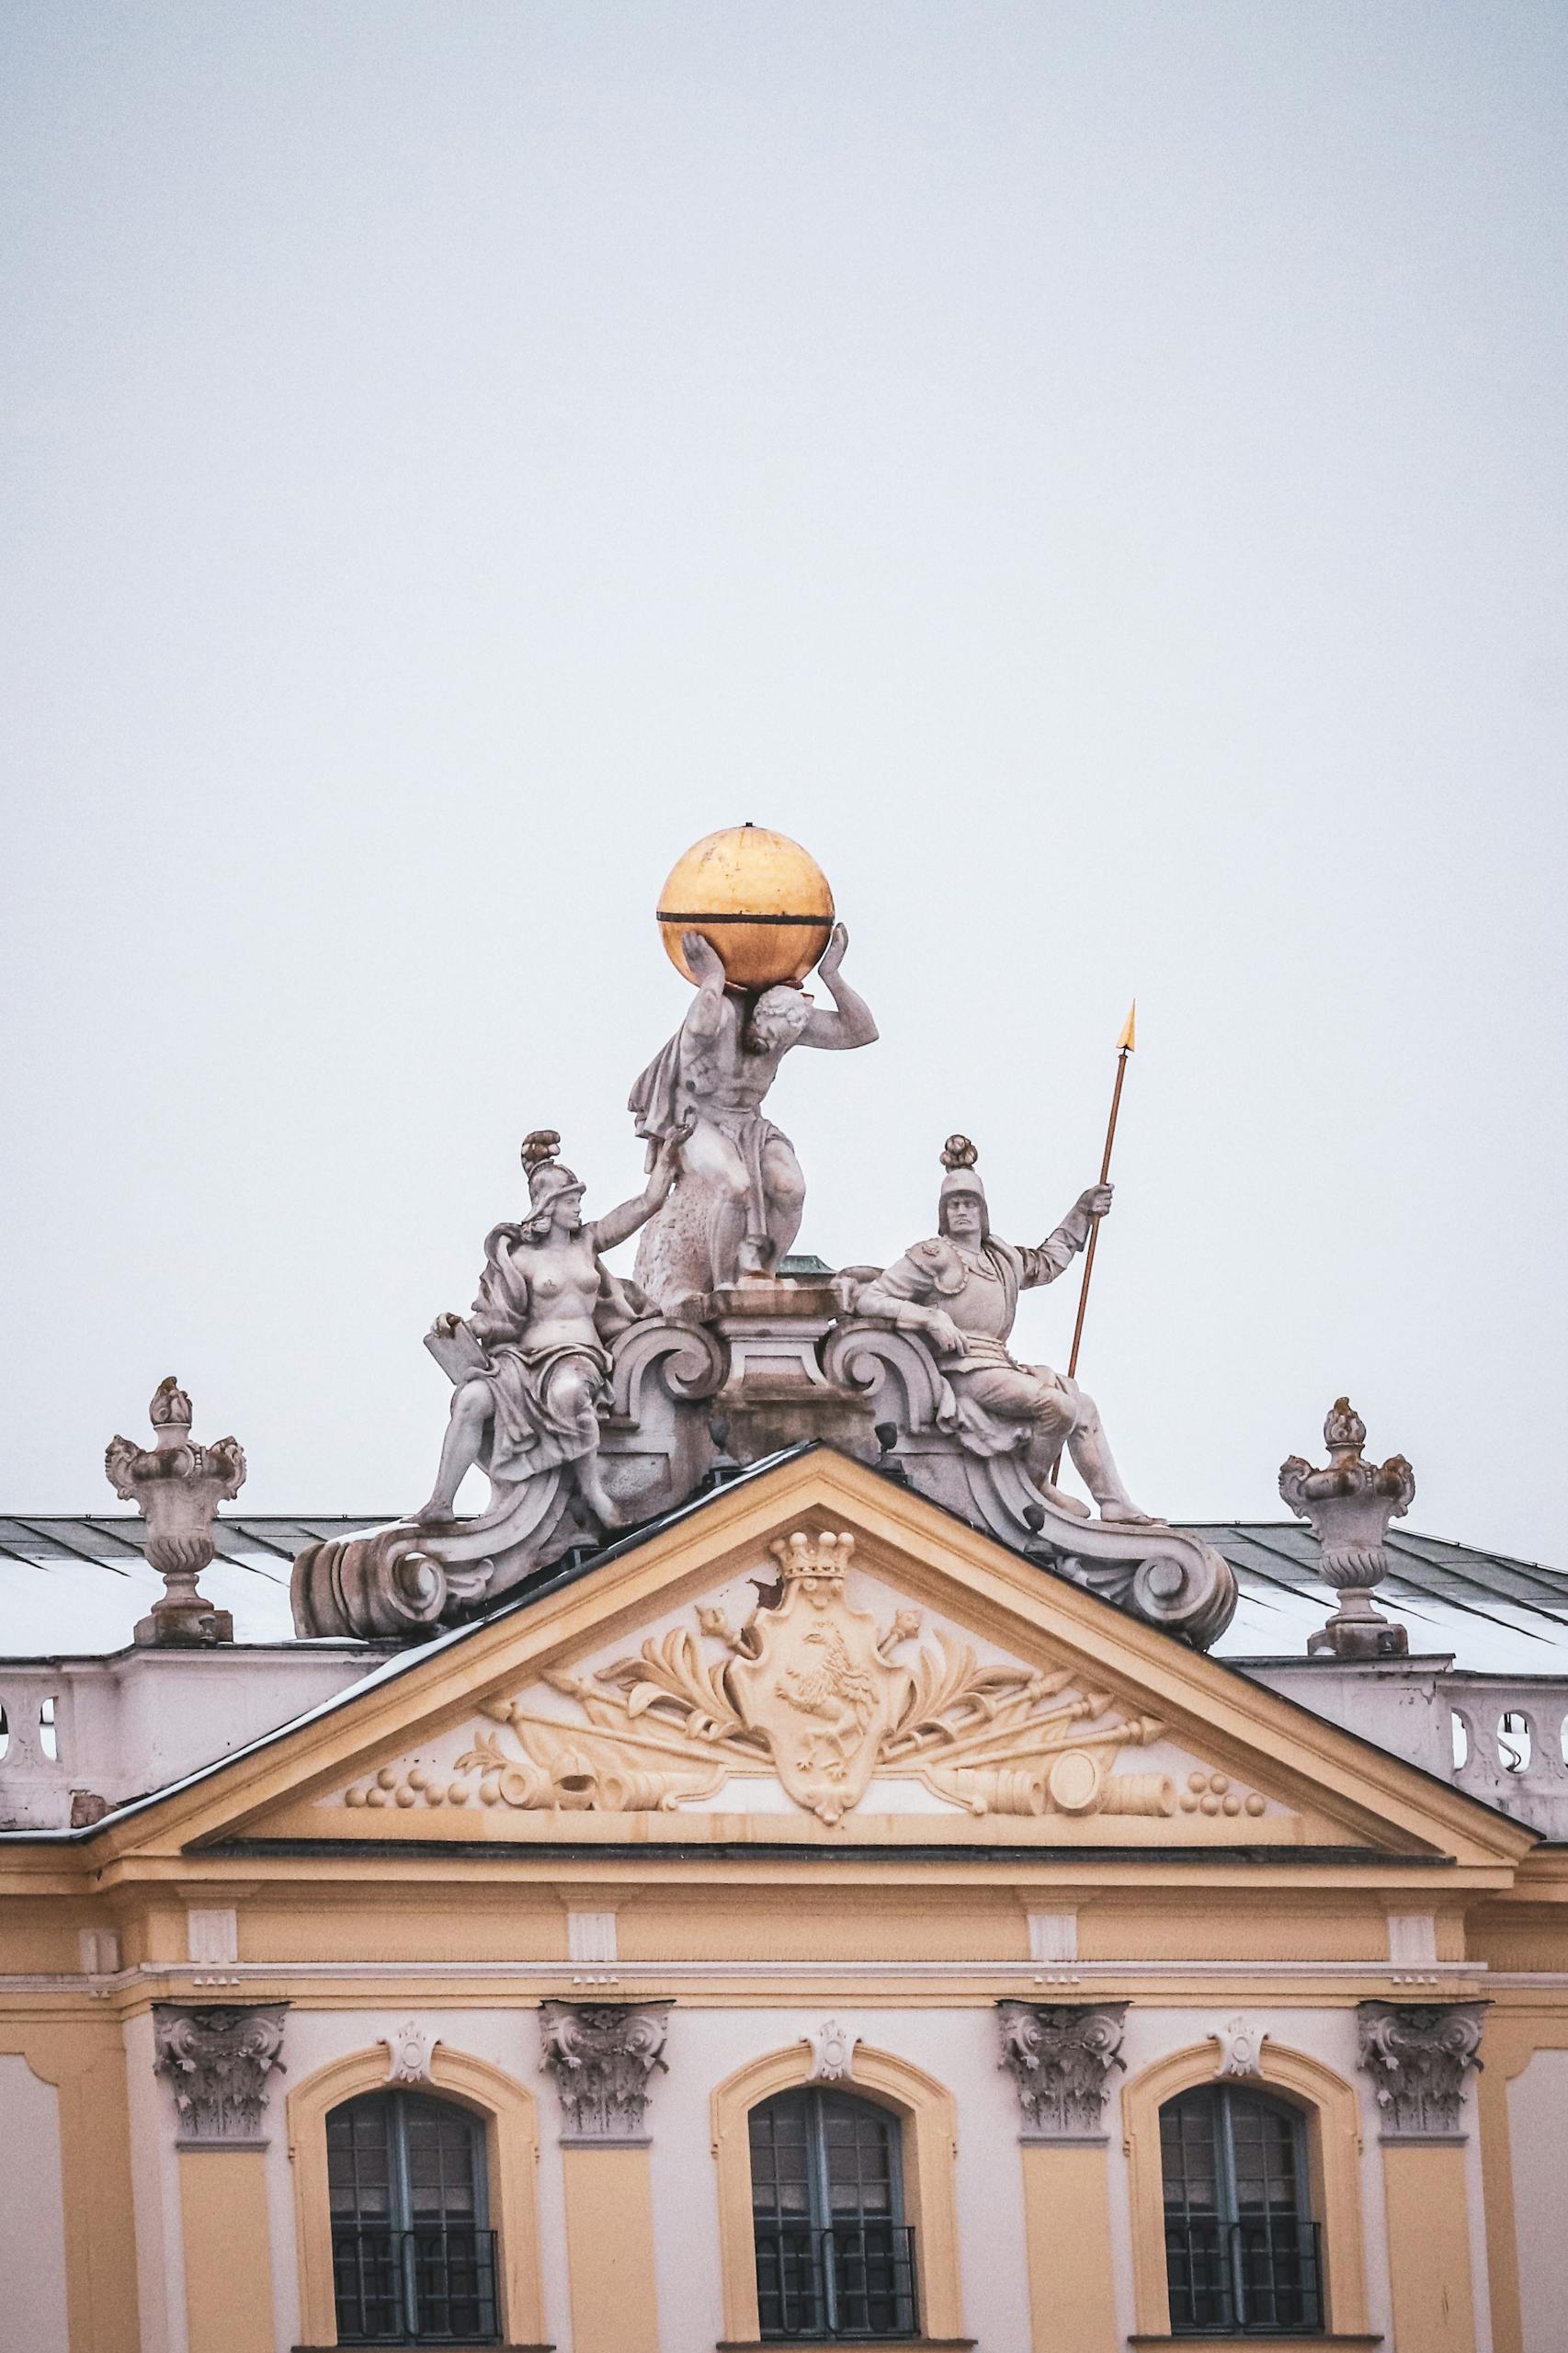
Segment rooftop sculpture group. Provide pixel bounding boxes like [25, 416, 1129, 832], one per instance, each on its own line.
[291, 825, 1237, 1650]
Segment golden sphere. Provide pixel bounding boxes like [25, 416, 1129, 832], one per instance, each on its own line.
[656, 825, 835, 989]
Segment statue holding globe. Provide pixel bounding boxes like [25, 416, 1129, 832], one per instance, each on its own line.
[629, 827, 878, 1308]
[289, 817, 1240, 1652]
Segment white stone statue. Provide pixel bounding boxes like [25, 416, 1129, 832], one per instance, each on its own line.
[628, 923, 877, 1307]
[854, 1137, 1150, 1522]
[415, 1131, 676, 1528]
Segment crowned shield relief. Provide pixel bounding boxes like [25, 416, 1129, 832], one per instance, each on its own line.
[329, 1527, 1288, 1834]
[726, 1531, 912, 1823]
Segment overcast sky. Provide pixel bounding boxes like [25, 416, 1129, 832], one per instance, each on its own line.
[3, 4, 1565, 1574]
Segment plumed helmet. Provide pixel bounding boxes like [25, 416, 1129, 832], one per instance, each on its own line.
[937, 1134, 988, 1240]
[521, 1129, 585, 1226]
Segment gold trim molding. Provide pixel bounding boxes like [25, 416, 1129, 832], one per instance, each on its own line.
[285, 2043, 545, 2347]
[1121, 2040, 1369, 2338]
[709, 2039, 963, 2342]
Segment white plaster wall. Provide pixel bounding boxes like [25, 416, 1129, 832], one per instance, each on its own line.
[252, 1995, 1482, 2353]
[270, 2003, 1035, 2353]
[646, 2005, 1036, 2353]
[271, 2007, 569, 2353]
[1506, 2050, 1568, 2353]
[0, 2053, 70, 2353]
[1111, 2004, 1399, 2352]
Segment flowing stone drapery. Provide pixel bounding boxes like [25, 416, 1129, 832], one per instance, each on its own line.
[1357, 2001, 1485, 2137]
[538, 2000, 672, 2143]
[290, 1318, 725, 1637]
[153, 2003, 288, 2146]
[995, 2001, 1129, 2140]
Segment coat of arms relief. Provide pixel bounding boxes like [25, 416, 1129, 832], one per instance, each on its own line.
[343, 1530, 1247, 1829]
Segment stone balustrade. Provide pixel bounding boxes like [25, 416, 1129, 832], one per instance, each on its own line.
[1447, 1673, 1568, 1834]
[6, 1640, 1568, 1836]
[0, 1646, 375, 1830]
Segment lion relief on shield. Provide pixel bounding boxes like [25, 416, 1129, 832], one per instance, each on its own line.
[729, 1530, 913, 1824]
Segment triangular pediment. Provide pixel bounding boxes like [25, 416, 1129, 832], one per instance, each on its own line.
[112, 1451, 1532, 1869]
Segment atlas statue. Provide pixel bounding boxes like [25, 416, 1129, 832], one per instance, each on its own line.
[629, 923, 877, 1307]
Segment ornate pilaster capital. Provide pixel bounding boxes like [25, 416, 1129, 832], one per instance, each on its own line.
[1357, 2000, 1485, 2138]
[539, 2000, 671, 2143]
[153, 2002, 288, 2146]
[996, 2001, 1128, 2140]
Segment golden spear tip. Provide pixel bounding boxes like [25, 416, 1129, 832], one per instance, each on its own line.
[1117, 1000, 1137, 1053]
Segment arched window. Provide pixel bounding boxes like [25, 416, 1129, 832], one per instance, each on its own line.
[1160, 2083, 1323, 2336]
[327, 2090, 497, 2345]
[748, 2086, 916, 2341]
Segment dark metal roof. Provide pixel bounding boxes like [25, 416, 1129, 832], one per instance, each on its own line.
[2, 1508, 1565, 1669]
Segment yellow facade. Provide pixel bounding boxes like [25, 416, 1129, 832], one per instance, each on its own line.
[3, 1451, 1565, 2352]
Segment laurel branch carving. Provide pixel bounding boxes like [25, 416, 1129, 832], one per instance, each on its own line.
[344, 1529, 1179, 1828]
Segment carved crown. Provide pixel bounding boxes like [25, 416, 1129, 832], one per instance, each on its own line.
[770, 1529, 856, 1581]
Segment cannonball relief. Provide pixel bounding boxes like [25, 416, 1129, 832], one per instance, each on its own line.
[656, 824, 835, 989]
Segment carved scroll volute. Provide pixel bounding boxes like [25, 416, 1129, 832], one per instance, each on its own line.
[539, 2000, 672, 2143]
[1357, 2001, 1485, 2139]
[995, 2001, 1128, 2141]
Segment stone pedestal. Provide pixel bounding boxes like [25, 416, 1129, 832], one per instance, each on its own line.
[704, 1276, 879, 1460]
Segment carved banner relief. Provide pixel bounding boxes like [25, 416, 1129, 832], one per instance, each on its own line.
[325, 1529, 1295, 1840]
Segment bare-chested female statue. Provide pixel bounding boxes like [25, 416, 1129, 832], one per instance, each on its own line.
[629, 923, 877, 1307]
[855, 1136, 1151, 1522]
[415, 1131, 676, 1528]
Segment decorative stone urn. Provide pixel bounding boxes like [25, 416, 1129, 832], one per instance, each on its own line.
[1278, 1399, 1415, 1660]
[106, 1378, 246, 1644]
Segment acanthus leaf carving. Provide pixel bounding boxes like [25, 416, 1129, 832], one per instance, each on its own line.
[996, 2001, 1128, 2138]
[344, 1529, 1186, 1830]
[539, 2000, 671, 2141]
[1357, 2001, 1484, 2138]
[153, 2003, 288, 2144]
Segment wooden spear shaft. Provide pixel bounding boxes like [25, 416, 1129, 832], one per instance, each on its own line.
[1048, 1002, 1136, 1487]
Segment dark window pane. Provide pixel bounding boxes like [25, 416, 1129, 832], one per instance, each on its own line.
[325, 2092, 494, 2345]
[749, 2088, 915, 2340]
[1159, 2085, 1321, 2336]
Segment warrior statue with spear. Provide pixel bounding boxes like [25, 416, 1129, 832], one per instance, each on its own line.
[855, 1012, 1147, 1524]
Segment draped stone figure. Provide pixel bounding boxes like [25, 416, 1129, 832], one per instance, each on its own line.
[415, 1130, 675, 1528]
[629, 923, 877, 1308]
[854, 1137, 1150, 1522]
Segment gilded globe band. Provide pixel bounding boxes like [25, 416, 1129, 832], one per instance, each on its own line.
[655, 824, 835, 988]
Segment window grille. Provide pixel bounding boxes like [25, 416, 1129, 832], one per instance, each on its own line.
[749, 2087, 917, 2340]
[1161, 2084, 1323, 2336]
[327, 2090, 497, 2345]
